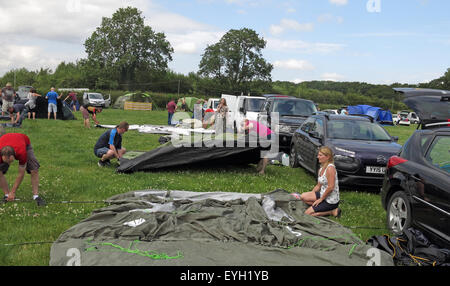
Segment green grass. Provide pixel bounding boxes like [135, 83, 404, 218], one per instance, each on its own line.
[0, 111, 417, 265]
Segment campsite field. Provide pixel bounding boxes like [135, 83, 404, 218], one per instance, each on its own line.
[0, 109, 416, 266]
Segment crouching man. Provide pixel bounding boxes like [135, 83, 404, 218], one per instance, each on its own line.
[94, 121, 129, 167]
[0, 133, 46, 206]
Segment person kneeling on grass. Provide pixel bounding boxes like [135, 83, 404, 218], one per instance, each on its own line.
[0, 133, 46, 206]
[94, 121, 129, 167]
[291, 146, 341, 218]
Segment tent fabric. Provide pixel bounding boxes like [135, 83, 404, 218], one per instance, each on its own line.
[113, 93, 152, 109]
[368, 228, 450, 266]
[347, 105, 393, 124]
[49, 189, 394, 266]
[116, 137, 264, 173]
[176, 97, 200, 112]
[33, 97, 75, 120]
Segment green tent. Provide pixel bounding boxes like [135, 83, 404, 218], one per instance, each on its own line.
[50, 189, 394, 266]
[176, 97, 201, 112]
[113, 93, 152, 109]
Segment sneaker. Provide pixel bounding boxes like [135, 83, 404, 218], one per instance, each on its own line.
[104, 159, 111, 166]
[98, 160, 106, 167]
[34, 196, 47, 207]
[1, 195, 7, 205]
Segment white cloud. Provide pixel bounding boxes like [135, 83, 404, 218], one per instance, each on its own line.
[166, 31, 224, 54]
[292, 78, 306, 84]
[0, 44, 78, 73]
[321, 72, 345, 81]
[267, 38, 345, 54]
[270, 19, 314, 35]
[317, 14, 344, 24]
[0, 0, 224, 75]
[273, 59, 315, 71]
[329, 0, 348, 6]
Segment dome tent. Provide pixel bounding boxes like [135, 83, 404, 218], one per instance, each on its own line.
[347, 105, 393, 125]
[113, 92, 152, 109]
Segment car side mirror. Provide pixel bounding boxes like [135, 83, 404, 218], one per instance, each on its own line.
[391, 136, 399, 142]
[309, 131, 322, 140]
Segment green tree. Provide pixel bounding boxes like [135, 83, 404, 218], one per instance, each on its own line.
[198, 28, 273, 93]
[84, 6, 173, 90]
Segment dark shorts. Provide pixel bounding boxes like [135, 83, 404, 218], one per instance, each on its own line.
[0, 145, 40, 174]
[94, 147, 110, 158]
[312, 191, 339, 213]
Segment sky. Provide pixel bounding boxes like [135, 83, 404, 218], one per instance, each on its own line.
[0, 0, 449, 85]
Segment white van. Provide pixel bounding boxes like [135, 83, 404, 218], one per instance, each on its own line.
[82, 92, 111, 108]
[205, 98, 220, 111]
[221, 94, 266, 132]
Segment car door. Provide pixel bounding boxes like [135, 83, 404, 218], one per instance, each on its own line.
[296, 117, 317, 173]
[307, 118, 325, 173]
[412, 134, 450, 240]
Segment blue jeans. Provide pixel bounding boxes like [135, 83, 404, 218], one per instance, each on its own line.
[168, 112, 174, 125]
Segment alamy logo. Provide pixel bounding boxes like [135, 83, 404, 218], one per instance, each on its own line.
[367, 0, 381, 13]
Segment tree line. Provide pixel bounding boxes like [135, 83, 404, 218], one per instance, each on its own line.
[1, 6, 449, 112]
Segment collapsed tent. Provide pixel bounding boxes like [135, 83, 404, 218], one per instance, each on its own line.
[97, 122, 215, 136]
[347, 105, 393, 125]
[49, 189, 394, 266]
[116, 136, 264, 173]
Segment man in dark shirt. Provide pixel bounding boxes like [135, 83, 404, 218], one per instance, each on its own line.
[94, 121, 129, 167]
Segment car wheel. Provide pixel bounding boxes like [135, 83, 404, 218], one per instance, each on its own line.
[386, 191, 412, 235]
[289, 144, 299, 168]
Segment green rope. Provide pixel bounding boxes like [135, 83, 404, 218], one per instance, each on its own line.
[84, 239, 184, 260]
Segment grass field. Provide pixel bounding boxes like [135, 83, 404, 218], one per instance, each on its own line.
[0, 109, 416, 265]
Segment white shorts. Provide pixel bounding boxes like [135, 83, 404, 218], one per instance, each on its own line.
[48, 103, 57, 113]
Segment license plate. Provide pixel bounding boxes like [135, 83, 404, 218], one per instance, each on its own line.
[366, 166, 386, 174]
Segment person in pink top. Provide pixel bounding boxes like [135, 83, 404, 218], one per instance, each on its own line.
[166, 100, 177, 125]
[242, 119, 273, 175]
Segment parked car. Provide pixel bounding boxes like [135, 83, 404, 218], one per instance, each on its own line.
[258, 96, 317, 153]
[395, 112, 411, 126]
[290, 114, 402, 188]
[323, 109, 339, 115]
[82, 92, 111, 108]
[381, 88, 450, 248]
[396, 110, 420, 124]
[15, 85, 33, 104]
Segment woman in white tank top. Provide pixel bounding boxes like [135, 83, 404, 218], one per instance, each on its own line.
[292, 146, 341, 218]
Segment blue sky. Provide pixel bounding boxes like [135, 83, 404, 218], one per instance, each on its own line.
[0, 0, 449, 85]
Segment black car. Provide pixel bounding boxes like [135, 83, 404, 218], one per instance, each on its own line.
[258, 96, 317, 153]
[290, 114, 402, 187]
[381, 88, 450, 248]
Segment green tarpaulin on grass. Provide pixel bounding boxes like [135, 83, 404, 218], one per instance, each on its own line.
[49, 189, 394, 266]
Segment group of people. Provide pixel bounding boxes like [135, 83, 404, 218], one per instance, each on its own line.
[1, 90, 340, 219]
[0, 84, 121, 207]
[166, 97, 341, 218]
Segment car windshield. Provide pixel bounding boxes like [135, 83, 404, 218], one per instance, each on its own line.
[89, 93, 103, 99]
[327, 120, 392, 141]
[213, 101, 220, 109]
[18, 86, 32, 92]
[273, 99, 317, 116]
[245, 98, 265, 112]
